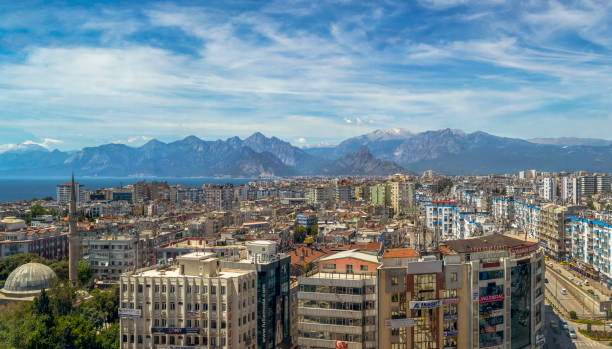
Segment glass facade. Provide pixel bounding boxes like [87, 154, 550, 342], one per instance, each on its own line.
[412, 274, 438, 349]
[256, 259, 290, 349]
[511, 262, 531, 349]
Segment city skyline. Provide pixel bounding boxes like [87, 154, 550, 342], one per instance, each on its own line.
[0, 0, 610, 151]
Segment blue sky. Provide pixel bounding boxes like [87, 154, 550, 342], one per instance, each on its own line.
[0, 0, 610, 151]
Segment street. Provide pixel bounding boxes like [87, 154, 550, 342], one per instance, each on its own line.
[543, 304, 609, 349]
[546, 265, 602, 316]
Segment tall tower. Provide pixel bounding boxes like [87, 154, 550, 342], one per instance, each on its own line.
[68, 173, 79, 285]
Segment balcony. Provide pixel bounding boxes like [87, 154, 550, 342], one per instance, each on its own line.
[298, 322, 362, 335]
[298, 337, 361, 349]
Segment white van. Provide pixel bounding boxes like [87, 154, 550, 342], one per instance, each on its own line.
[584, 280, 590, 286]
[561, 288, 567, 295]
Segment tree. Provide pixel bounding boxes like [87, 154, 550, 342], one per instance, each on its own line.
[98, 323, 119, 349]
[51, 315, 98, 349]
[294, 226, 307, 244]
[308, 225, 318, 237]
[587, 201, 595, 210]
[78, 260, 93, 286]
[569, 310, 577, 319]
[48, 280, 77, 317]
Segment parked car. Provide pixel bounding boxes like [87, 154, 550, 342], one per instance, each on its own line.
[568, 327, 577, 339]
[569, 275, 575, 280]
[544, 278, 549, 283]
[584, 280, 590, 286]
[577, 281, 582, 286]
[561, 288, 567, 295]
[560, 319, 568, 330]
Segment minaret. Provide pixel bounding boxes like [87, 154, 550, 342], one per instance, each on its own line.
[68, 173, 79, 285]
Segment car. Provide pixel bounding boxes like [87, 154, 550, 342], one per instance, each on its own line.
[584, 280, 590, 286]
[561, 288, 567, 295]
[544, 278, 549, 283]
[568, 327, 577, 339]
[569, 275, 575, 280]
[560, 319, 568, 330]
[577, 281, 582, 286]
[595, 294, 600, 299]
[548, 262, 553, 267]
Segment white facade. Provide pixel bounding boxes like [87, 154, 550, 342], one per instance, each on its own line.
[568, 217, 612, 282]
[57, 182, 85, 204]
[541, 177, 556, 202]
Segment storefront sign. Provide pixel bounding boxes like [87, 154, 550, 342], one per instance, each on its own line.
[384, 318, 415, 328]
[479, 294, 504, 303]
[409, 300, 441, 309]
[443, 298, 460, 305]
[118, 308, 142, 318]
[151, 328, 200, 334]
[510, 244, 538, 257]
[482, 262, 500, 268]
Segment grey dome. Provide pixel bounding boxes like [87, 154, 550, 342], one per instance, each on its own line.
[3, 262, 56, 293]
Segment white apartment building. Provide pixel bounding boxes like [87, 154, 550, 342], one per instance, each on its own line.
[561, 177, 581, 205]
[568, 216, 612, 283]
[119, 252, 257, 349]
[540, 177, 556, 202]
[514, 201, 541, 238]
[85, 235, 138, 283]
[57, 182, 85, 204]
[425, 201, 456, 237]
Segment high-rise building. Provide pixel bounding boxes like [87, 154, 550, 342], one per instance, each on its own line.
[297, 250, 379, 349]
[538, 204, 571, 261]
[389, 181, 415, 216]
[596, 175, 611, 193]
[377, 235, 544, 349]
[203, 184, 234, 211]
[119, 252, 257, 348]
[306, 186, 333, 206]
[540, 177, 556, 202]
[57, 181, 85, 204]
[370, 183, 390, 207]
[222, 241, 291, 349]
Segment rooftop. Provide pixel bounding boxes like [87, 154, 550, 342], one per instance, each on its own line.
[442, 234, 535, 254]
[383, 248, 419, 259]
[319, 249, 380, 264]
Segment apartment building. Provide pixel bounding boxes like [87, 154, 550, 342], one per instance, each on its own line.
[306, 186, 333, 206]
[389, 181, 415, 216]
[538, 204, 571, 261]
[567, 216, 612, 284]
[425, 201, 457, 236]
[377, 234, 545, 349]
[297, 250, 379, 349]
[85, 235, 139, 283]
[119, 252, 257, 348]
[57, 181, 85, 204]
[540, 177, 556, 202]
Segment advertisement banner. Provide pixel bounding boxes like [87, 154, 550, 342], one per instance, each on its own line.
[409, 300, 441, 309]
[335, 341, 348, 349]
[384, 318, 415, 328]
[479, 294, 504, 303]
[482, 262, 501, 268]
[118, 308, 142, 318]
[510, 244, 538, 257]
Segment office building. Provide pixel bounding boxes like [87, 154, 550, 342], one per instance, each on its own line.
[119, 252, 257, 348]
[222, 241, 291, 349]
[377, 234, 545, 349]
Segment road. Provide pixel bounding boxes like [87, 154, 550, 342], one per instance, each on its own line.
[546, 265, 605, 317]
[546, 266, 602, 316]
[543, 304, 608, 349]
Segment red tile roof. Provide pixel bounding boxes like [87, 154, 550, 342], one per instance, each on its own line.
[383, 248, 419, 258]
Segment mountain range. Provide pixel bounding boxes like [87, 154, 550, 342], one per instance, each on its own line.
[1, 129, 612, 177]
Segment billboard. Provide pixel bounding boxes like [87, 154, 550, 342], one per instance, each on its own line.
[409, 300, 441, 309]
[384, 318, 415, 328]
[479, 294, 504, 303]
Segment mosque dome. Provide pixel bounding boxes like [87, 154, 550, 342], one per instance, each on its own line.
[1, 262, 57, 296]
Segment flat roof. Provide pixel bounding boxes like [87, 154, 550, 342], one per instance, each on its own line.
[442, 234, 534, 254]
[319, 250, 380, 264]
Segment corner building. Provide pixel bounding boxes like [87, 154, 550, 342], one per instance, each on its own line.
[378, 235, 545, 349]
[119, 252, 257, 348]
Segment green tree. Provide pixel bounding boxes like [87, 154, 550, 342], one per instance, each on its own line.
[48, 280, 77, 317]
[587, 201, 595, 210]
[569, 310, 577, 319]
[308, 225, 318, 237]
[51, 315, 98, 349]
[78, 260, 93, 286]
[294, 226, 307, 244]
[98, 323, 119, 349]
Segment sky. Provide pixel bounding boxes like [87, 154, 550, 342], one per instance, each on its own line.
[0, 0, 610, 151]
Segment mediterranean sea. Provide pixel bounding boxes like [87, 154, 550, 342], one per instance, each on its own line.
[0, 177, 260, 202]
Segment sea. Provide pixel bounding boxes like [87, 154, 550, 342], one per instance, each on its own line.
[0, 177, 261, 202]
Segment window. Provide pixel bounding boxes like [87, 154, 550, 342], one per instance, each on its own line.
[221, 286, 226, 295]
[391, 276, 399, 285]
[162, 302, 166, 310]
[202, 286, 207, 294]
[162, 285, 166, 293]
[222, 303, 227, 312]
[170, 285, 175, 294]
[322, 263, 336, 269]
[154, 303, 159, 310]
[450, 272, 458, 282]
[211, 286, 216, 295]
[360, 265, 368, 271]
